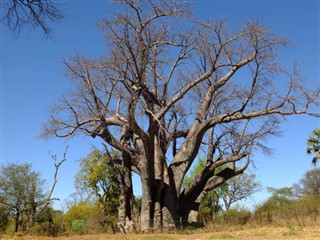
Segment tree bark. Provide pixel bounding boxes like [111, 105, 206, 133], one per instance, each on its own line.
[161, 183, 181, 229]
[118, 153, 137, 233]
[140, 155, 153, 232]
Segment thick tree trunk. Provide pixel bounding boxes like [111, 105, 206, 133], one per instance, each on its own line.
[180, 191, 203, 228]
[161, 185, 181, 230]
[135, 135, 154, 232]
[118, 154, 137, 233]
[140, 176, 153, 232]
[153, 200, 162, 230]
[181, 203, 203, 228]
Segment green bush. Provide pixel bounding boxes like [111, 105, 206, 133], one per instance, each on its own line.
[0, 206, 10, 233]
[72, 219, 87, 234]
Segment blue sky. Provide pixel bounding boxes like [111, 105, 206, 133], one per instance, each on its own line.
[1, 1, 319, 210]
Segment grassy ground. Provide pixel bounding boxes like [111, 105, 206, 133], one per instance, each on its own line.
[1, 226, 320, 240]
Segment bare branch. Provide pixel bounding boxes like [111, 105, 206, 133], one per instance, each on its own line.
[2, 0, 63, 36]
[36, 147, 67, 215]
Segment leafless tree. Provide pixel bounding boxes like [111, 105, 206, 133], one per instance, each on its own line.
[1, 0, 62, 36]
[42, 0, 319, 232]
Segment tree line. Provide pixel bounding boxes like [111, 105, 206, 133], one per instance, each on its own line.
[1, 127, 319, 236]
[1, 150, 319, 236]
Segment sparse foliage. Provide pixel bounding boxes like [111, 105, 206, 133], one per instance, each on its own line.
[254, 187, 294, 224]
[254, 184, 320, 226]
[293, 168, 320, 197]
[42, 0, 319, 231]
[219, 173, 261, 211]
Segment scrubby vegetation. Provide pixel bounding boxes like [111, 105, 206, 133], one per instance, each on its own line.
[1, 159, 319, 238]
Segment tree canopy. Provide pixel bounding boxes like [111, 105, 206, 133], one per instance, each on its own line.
[293, 168, 320, 197]
[75, 149, 121, 231]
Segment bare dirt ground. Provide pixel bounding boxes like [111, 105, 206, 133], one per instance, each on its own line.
[2, 226, 320, 240]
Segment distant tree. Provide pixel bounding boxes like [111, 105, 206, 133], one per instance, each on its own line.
[267, 187, 294, 200]
[294, 169, 320, 222]
[255, 185, 320, 225]
[293, 168, 320, 197]
[1, 0, 62, 36]
[42, 0, 319, 231]
[75, 149, 121, 233]
[0, 163, 45, 232]
[219, 173, 261, 211]
[0, 154, 65, 233]
[254, 187, 294, 224]
[307, 128, 320, 166]
[64, 188, 94, 212]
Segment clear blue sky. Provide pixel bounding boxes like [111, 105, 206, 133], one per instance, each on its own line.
[1, 1, 319, 210]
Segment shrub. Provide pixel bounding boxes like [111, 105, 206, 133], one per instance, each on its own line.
[72, 219, 87, 234]
[221, 208, 251, 225]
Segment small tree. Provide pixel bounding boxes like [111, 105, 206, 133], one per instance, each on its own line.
[0, 153, 65, 233]
[0, 163, 45, 232]
[292, 168, 320, 223]
[307, 128, 320, 166]
[293, 168, 320, 197]
[219, 173, 261, 211]
[75, 149, 121, 233]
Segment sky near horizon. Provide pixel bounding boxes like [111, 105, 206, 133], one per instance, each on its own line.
[1, 1, 319, 210]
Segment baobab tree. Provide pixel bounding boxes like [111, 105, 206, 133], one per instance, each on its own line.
[42, 0, 319, 232]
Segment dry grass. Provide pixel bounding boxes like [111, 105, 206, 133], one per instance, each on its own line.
[1, 226, 320, 240]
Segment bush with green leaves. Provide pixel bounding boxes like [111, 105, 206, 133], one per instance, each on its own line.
[72, 219, 87, 234]
[0, 205, 10, 233]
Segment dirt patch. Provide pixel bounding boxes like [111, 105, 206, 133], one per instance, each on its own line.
[2, 227, 320, 240]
